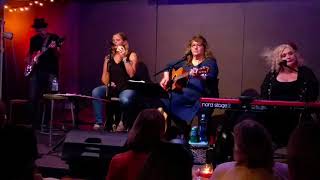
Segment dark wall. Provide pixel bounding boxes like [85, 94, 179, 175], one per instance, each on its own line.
[77, 0, 157, 94]
[3, 0, 320, 100]
[156, 0, 320, 97]
[77, 0, 320, 98]
[242, 1, 320, 95]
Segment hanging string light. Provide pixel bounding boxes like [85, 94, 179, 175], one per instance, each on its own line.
[4, 0, 56, 13]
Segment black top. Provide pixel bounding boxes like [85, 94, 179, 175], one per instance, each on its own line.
[29, 33, 60, 75]
[108, 52, 132, 95]
[261, 66, 319, 101]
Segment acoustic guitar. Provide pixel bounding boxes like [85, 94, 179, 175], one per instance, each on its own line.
[24, 37, 64, 77]
[170, 66, 209, 91]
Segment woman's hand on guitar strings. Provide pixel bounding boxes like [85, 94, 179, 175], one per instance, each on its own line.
[160, 76, 170, 90]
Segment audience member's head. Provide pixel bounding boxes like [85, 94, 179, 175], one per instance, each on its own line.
[233, 119, 274, 171]
[225, 88, 260, 127]
[288, 122, 320, 180]
[126, 108, 165, 152]
[139, 142, 193, 180]
[241, 88, 260, 98]
[1, 125, 39, 180]
[164, 126, 184, 143]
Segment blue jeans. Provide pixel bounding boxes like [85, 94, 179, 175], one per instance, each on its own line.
[92, 85, 138, 124]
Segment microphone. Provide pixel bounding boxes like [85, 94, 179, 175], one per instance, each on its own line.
[108, 40, 114, 46]
[278, 60, 287, 67]
[278, 59, 298, 72]
[108, 41, 116, 54]
[182, 50, 192, 60]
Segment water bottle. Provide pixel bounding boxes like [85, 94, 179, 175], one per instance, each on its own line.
[190, 126, 199, 143]
[199, 114, 208, 142]
[51, 77, 59, 93]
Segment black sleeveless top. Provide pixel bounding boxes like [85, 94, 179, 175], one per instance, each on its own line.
[270, 80, 300, 101]
[108, 52, 132, 96]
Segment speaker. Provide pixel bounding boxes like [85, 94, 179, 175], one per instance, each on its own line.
[62, 130, 128, 180]
[62, 130, 127, 160]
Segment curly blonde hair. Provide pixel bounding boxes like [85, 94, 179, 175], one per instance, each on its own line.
[261, 43, 304, 73]
[185, 35, 214, 65]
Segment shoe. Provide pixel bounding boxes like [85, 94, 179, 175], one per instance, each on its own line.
[112, 124, 117, 132]
[93, 123, 102, 130]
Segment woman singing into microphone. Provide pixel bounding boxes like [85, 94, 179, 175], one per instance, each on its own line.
[260, 42, 319, 147]
[92, 32, 139, 131]
[260, 42, 318, 101]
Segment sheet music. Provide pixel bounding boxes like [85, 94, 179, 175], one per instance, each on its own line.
[53, 93, 109, 102]
[127, 80, 168, 98]
[128, 80, 145, 83]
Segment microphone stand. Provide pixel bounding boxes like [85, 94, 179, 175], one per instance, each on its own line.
[106, 47, 113, 100]
[154, 55, 189, 128]
[153, 57, 188, 76]
[282, 64, 298, 73]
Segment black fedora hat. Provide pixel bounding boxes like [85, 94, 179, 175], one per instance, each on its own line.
[32, 18, 48, 29]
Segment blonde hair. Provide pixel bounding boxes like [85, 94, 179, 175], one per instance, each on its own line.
[261, 43, 304, 73]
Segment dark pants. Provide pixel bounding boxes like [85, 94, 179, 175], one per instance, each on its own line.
[29, 71, 56, 129]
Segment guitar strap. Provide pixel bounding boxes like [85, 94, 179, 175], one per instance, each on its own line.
[41, 34, 50, 51]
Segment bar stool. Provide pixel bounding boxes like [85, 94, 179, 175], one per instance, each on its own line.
[9, 99, 29, 124]
[41, 93, 75, 146]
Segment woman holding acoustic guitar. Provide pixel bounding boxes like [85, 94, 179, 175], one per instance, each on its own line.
[159, 35, 219, 137]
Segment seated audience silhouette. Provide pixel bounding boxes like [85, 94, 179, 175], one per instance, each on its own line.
[287, 121, 320, 180]
[106, 108, 165, 180]
[139, 142, 193, 180]
[1, 124, 40, 180]
[210, 119, 288, 180]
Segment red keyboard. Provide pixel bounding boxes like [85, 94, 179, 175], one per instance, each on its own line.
[200, 97, 320, 111]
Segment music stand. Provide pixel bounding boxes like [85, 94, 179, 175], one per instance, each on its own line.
[127, 80, 168, 98]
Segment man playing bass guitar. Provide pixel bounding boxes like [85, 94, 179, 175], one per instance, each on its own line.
[27, 18, 62, 129]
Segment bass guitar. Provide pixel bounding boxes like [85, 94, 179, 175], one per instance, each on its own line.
[24, 37, 64, 77]
[170, 66, 209, 91]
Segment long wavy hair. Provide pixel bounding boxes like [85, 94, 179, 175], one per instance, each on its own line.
[233, 119, 274, 172]
[126, 109, 165, 152]
[185, 35, 214, 65]
[261, 43, 304, 73]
